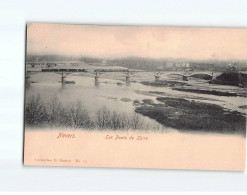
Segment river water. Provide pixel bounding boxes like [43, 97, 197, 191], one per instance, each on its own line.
[25, 71, 247, 131]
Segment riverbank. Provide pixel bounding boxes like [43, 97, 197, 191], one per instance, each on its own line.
[141, 80, 191, 87]
[210, 71, 247, 87]
[135, 97, 246, 136]
[141, 80, 247, 97]
[172, 88, 240, 97]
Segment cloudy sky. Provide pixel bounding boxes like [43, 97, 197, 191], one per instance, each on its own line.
[27, 23, 247, 60]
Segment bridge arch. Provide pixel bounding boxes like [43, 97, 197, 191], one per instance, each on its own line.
[188, 72, 213, 78]
[160, 72, 187, 77]
[130, 72, 156, 77]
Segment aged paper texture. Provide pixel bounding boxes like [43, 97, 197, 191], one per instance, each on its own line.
[24, 23, 246, 171]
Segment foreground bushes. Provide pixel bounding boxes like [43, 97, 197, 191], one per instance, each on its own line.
[95, 107, 144, 130]
[25, 95, 48, 125]
[25, 95, 147, 130]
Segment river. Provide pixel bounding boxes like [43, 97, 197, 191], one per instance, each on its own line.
[25, 70, 246, 132]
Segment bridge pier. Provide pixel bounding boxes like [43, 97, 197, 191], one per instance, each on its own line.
[155, 75, 160, 82]
[95, 76, 99, 83]
[126, 75, 130, 84]
[61, 73, 66, 83]
[95, 78, 99, 87]
[94, 72, 100, 86]
[183, 76, 188, 81]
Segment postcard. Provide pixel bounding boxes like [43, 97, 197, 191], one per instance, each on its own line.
[24, 23, 246, 171]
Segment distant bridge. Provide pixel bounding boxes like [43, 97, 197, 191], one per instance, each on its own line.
[25, 68, 213, 85]
[151, 72, 214, 81]
[26, 62, 77, 68]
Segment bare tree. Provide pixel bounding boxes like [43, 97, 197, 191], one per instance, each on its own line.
[110, 111, 122, 129]
[25, 95, 48, 125]
[129, 113, 144, 130]
[68, 102, 91, 129]
[25, 96, 147, 131]
[95, 106, 111, 129]
[46, 98, 63, 126]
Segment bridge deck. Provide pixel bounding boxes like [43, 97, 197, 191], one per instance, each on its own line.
[42, 68, 88, 72]
[27, 68, 89, 73]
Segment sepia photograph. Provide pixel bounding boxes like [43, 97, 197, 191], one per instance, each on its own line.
[1, 0, 247, 192]
[24, 23, 246, 171]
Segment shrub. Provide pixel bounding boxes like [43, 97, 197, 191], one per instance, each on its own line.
[95, 106, 112, 129]
[25, 96, 148, 131]
[25, 95, 48, 125]
[67, 102, 91, 129]
[46, 98, 63, 126]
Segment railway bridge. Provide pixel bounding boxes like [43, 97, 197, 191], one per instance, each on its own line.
[25, 68, 214, 85]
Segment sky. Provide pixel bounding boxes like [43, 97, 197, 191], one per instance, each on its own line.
[27, 23, 247, 60]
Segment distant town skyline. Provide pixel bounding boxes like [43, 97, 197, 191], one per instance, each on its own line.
[27, 23, 247, 60]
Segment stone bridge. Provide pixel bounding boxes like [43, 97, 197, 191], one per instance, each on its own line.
[25, 68, 214, 85]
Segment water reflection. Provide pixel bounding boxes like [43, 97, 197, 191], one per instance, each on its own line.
[25, 73, 246, 128]
[95, 80, 100, 87]
[61, 82, 66, 90]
